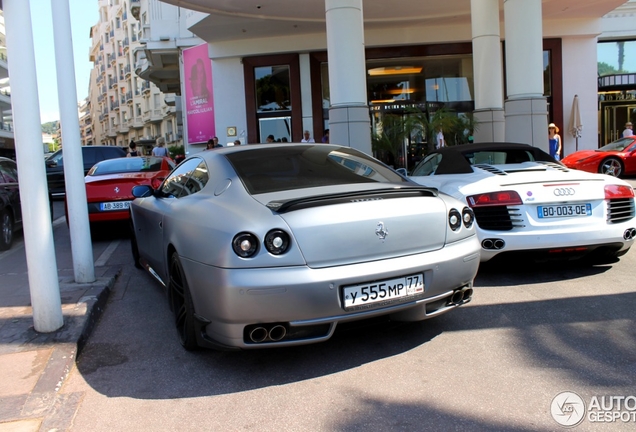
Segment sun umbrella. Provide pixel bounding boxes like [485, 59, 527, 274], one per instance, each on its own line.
[568, 94, 582, 151]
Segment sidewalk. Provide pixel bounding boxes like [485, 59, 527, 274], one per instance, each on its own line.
[0, 216, 120, 431]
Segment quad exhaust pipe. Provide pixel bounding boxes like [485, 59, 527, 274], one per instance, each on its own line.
[449, 287, 474, 305]
[624, 228, 636, 240]
[482, 238, 505, 250]
[248, 324, 288, 343]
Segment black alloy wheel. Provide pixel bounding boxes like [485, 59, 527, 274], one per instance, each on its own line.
[169, 252, 198, 350]
[0, 209, 14, 251]
[599, 157, 623, 177]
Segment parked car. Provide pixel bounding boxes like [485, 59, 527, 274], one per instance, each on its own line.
[46, 145, 127, 197]
[82, 156, 175, 224]
[561, 136, 636, 177]
[129, 144, 481, 350]
[408, 142, 636, 263]
[0, 157, 21, 250]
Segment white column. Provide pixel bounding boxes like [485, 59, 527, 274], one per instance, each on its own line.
[503, 0, 548, 150]
[325, 0, 371, 154]
[299, 53, 315, 139]
[51, 0, 96, 283]
[471, 0, 505, 142]
[3, 0, 64, 332]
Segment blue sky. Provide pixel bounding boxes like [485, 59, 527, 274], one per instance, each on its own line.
[30, 0, 98, 123]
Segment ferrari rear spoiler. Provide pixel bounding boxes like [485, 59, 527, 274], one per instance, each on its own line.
[266, 186, 439, 213]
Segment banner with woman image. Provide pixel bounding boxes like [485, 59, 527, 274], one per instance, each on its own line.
[184, 43, 215, 144]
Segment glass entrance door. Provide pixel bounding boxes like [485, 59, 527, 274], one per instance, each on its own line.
[602, 103, 636, 145]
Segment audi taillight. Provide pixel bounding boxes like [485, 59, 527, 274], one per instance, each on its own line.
[466, 191, 522, 207]
[604, 184, 634, 199]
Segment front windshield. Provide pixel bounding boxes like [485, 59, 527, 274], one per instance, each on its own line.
[411, 153, 442, 176]
[599, 138, 635, 152]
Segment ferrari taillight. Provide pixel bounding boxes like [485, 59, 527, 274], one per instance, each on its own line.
[604, 184, 634, 199]
[151, 178, 163, 189]
[466, 191, 522, 207]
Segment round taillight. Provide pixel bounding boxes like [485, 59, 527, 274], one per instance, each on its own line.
[232, 232, 259, 258]
[462, 207, 475, 228]
[264, 229, 290, 255]
[449, 209, 461, 231]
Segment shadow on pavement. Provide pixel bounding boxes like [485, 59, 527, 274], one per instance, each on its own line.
[73, 256, 636, 401]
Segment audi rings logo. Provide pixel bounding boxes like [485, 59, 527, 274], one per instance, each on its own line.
[553, 187, 576, 197]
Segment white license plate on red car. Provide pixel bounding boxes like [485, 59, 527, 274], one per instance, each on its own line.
[342, 274, 424, 311]
[100, 201, 131, 211]
[537, 203, 591, 219]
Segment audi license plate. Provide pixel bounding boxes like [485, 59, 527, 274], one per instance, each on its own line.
[537, 203, 591, 219]
[342, 274, 424, 311]
[100, 201, 131, 211]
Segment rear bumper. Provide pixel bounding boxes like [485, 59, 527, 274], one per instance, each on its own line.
[178, 235, 481, 349]
[477, 221, 636, 262]
[88, 210, 130, 222]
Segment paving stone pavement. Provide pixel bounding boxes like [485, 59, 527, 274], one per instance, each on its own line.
[0, 216, 120, 431]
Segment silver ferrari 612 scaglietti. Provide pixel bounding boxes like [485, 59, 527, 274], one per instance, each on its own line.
[130, 144, 480, 350]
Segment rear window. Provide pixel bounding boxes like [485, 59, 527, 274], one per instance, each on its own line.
[226, 145, 407, 194]
[89, 156, 172, 175]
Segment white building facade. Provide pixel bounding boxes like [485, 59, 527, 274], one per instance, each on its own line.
[133, 0, 633, 164]
[0, 9, 14, 159]
[88, 0, 182, 154]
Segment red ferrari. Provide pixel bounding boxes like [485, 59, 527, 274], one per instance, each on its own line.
[562, 136, 636, 178]
[84, 156, 175, 223]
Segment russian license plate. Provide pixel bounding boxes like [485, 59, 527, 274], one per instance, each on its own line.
[537, 203, 591, 219]
[342, 274, 425, 311]
[100, 201, 131, 211]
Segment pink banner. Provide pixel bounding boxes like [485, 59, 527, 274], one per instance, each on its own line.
[184, 43, 215, 144]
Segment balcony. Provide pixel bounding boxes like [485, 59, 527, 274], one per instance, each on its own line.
[118, 122, 129, 134]
[150, 109, 163, 122]
[106, 127, 117, 138]
[132, 117, 144, 128]
[126, 91, 133, 104]
[141, 81, 151, 94]
[124, 64, 131, 78]
[598, 73, 636, 91]
[130, 0, 140, 20]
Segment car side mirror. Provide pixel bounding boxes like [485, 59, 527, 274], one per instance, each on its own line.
[132, 184, 155, 198]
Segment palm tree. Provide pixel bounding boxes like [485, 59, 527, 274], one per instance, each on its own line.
[371, 113, 409, 168]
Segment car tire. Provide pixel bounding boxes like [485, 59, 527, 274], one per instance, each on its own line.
[0, 209, 14, 251]
[169, 252, 198, 351]
[599, 157, 623, 177]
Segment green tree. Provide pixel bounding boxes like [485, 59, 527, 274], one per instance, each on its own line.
[371, 113, 409, 168]
[598, 61, 619, 76]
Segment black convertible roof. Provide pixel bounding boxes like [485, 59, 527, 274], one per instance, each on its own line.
[432, 142, 556, 175]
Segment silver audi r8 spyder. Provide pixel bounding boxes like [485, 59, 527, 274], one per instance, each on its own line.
[129, 144, 480, 350]
[408, 142, 636, 263]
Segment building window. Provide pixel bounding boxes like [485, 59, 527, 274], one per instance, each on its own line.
[243, 54, 302, 143]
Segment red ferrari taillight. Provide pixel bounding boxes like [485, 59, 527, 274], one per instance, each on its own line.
[466, 191, 523, 207]
[151, 178, 164, 190]
[604, 184, 635, 199]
